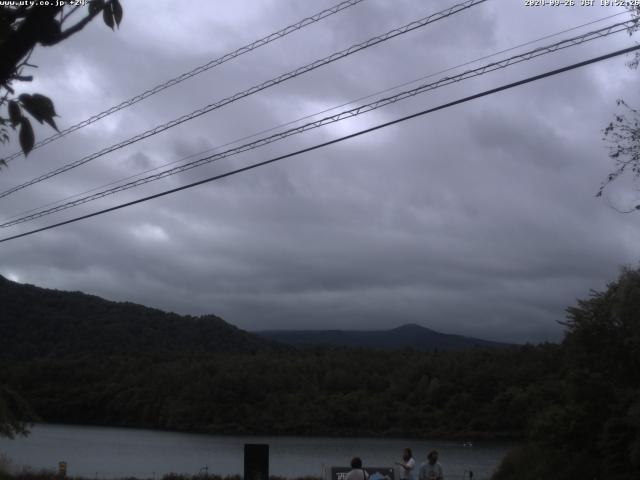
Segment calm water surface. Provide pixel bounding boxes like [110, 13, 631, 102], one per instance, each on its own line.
[0, 424, 513, 480]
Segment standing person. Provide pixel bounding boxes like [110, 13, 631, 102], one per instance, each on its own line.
[418, 450, 443, 480]
[395, 448, 416, 480]
[346, 457, 369, 480]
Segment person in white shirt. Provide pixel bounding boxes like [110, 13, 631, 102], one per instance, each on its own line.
[395, 448, 416, 480]
[345, 457, 369, 480]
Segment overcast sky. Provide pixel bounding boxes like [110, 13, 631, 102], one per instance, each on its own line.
[1, 0, 639, 343]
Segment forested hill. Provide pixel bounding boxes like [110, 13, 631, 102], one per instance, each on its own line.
[3, 269, 640, 479]
[257, 323, 512, 351]
[0, 275, 279, 359]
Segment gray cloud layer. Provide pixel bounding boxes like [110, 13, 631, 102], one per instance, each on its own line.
[1, 0, 639, 343]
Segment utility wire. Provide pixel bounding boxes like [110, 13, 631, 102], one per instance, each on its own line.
[1, 0, 367, 163]
[2, 10, 626, 225]
[1, 44, 638, 245]
[1, 19, 634, 228]
[0, 0, 488, 200]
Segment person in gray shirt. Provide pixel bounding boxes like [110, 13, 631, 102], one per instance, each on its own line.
[418, 450, 443, 480]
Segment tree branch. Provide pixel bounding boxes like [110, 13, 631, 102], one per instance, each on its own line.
[60, 5, 82, 25]
[58, 4, 105, 42]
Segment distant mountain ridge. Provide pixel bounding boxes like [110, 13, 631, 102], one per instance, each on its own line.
[256, 323, 512, 351]
[0, 274, 510, 358]
[0, 275, 278, 359]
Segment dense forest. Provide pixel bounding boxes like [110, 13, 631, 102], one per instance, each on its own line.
[492, 267, 640, 480]
[0, 345, 558, 438]
[1, 268, 640, 479]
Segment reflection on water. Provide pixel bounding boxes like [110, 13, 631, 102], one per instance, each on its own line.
[0, 424, 513, 480]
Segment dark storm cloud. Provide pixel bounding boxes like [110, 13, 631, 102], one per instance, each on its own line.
[1, 0, 639, 343]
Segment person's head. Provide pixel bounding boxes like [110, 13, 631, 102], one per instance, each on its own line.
[403, 448, 413, 461]
[427, 450, 438, 465]
[351, 457, 363, 469]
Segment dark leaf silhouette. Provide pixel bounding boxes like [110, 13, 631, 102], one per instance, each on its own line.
[103, 4, 115, 30]
[38, 19, 61, 46]
[89, 0, 105, 16]
[19, 93, 58, 131]
[7, 100, 21, 126]
[0, 1, 123, 165]
[18, 118, 35, 156]
[112, 0, 123, 27]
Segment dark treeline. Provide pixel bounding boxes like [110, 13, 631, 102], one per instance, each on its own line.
[0, 345, 557, 438]
[492, 268, 640, 480]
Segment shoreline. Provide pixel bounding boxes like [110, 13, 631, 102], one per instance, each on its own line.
[2, 472, 323, 480]
[19, 421, 521, 443]
[1, 425, 511, 480]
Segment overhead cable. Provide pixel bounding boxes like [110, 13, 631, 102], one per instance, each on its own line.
[3, 9, 624, 225]
[0, 0, 488, 199]
[1, 0, 367, 163]
[1, 44, 638, 245]
[1, 19, 634, 228]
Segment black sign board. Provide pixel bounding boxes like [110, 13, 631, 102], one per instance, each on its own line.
[244, 444, 269, 480]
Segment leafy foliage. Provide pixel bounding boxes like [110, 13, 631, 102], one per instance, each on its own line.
[0, 385, 34, 439]
[599, 7, 640, 210]
[600, 100, 640, 210]
[0, 2, 123, 163]
[493, 267, 640, 480]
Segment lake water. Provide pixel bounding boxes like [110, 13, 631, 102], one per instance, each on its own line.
[0, 424, 513, 480]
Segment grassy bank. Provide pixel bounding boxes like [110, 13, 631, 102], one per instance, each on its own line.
[1, 472, 322, 480]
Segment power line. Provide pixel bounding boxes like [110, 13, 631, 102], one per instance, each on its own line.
[1, 0, 367, 163]
[3, 18, 632, 226]
[1, 44, 637, 245]
[2, 19, 634, 228]
[2, 10, 625, 225]
[0, 0, 488, 200]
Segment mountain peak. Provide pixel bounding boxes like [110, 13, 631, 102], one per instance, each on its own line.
[259, 324, 512, 351]
[389, 323, 435, 333]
